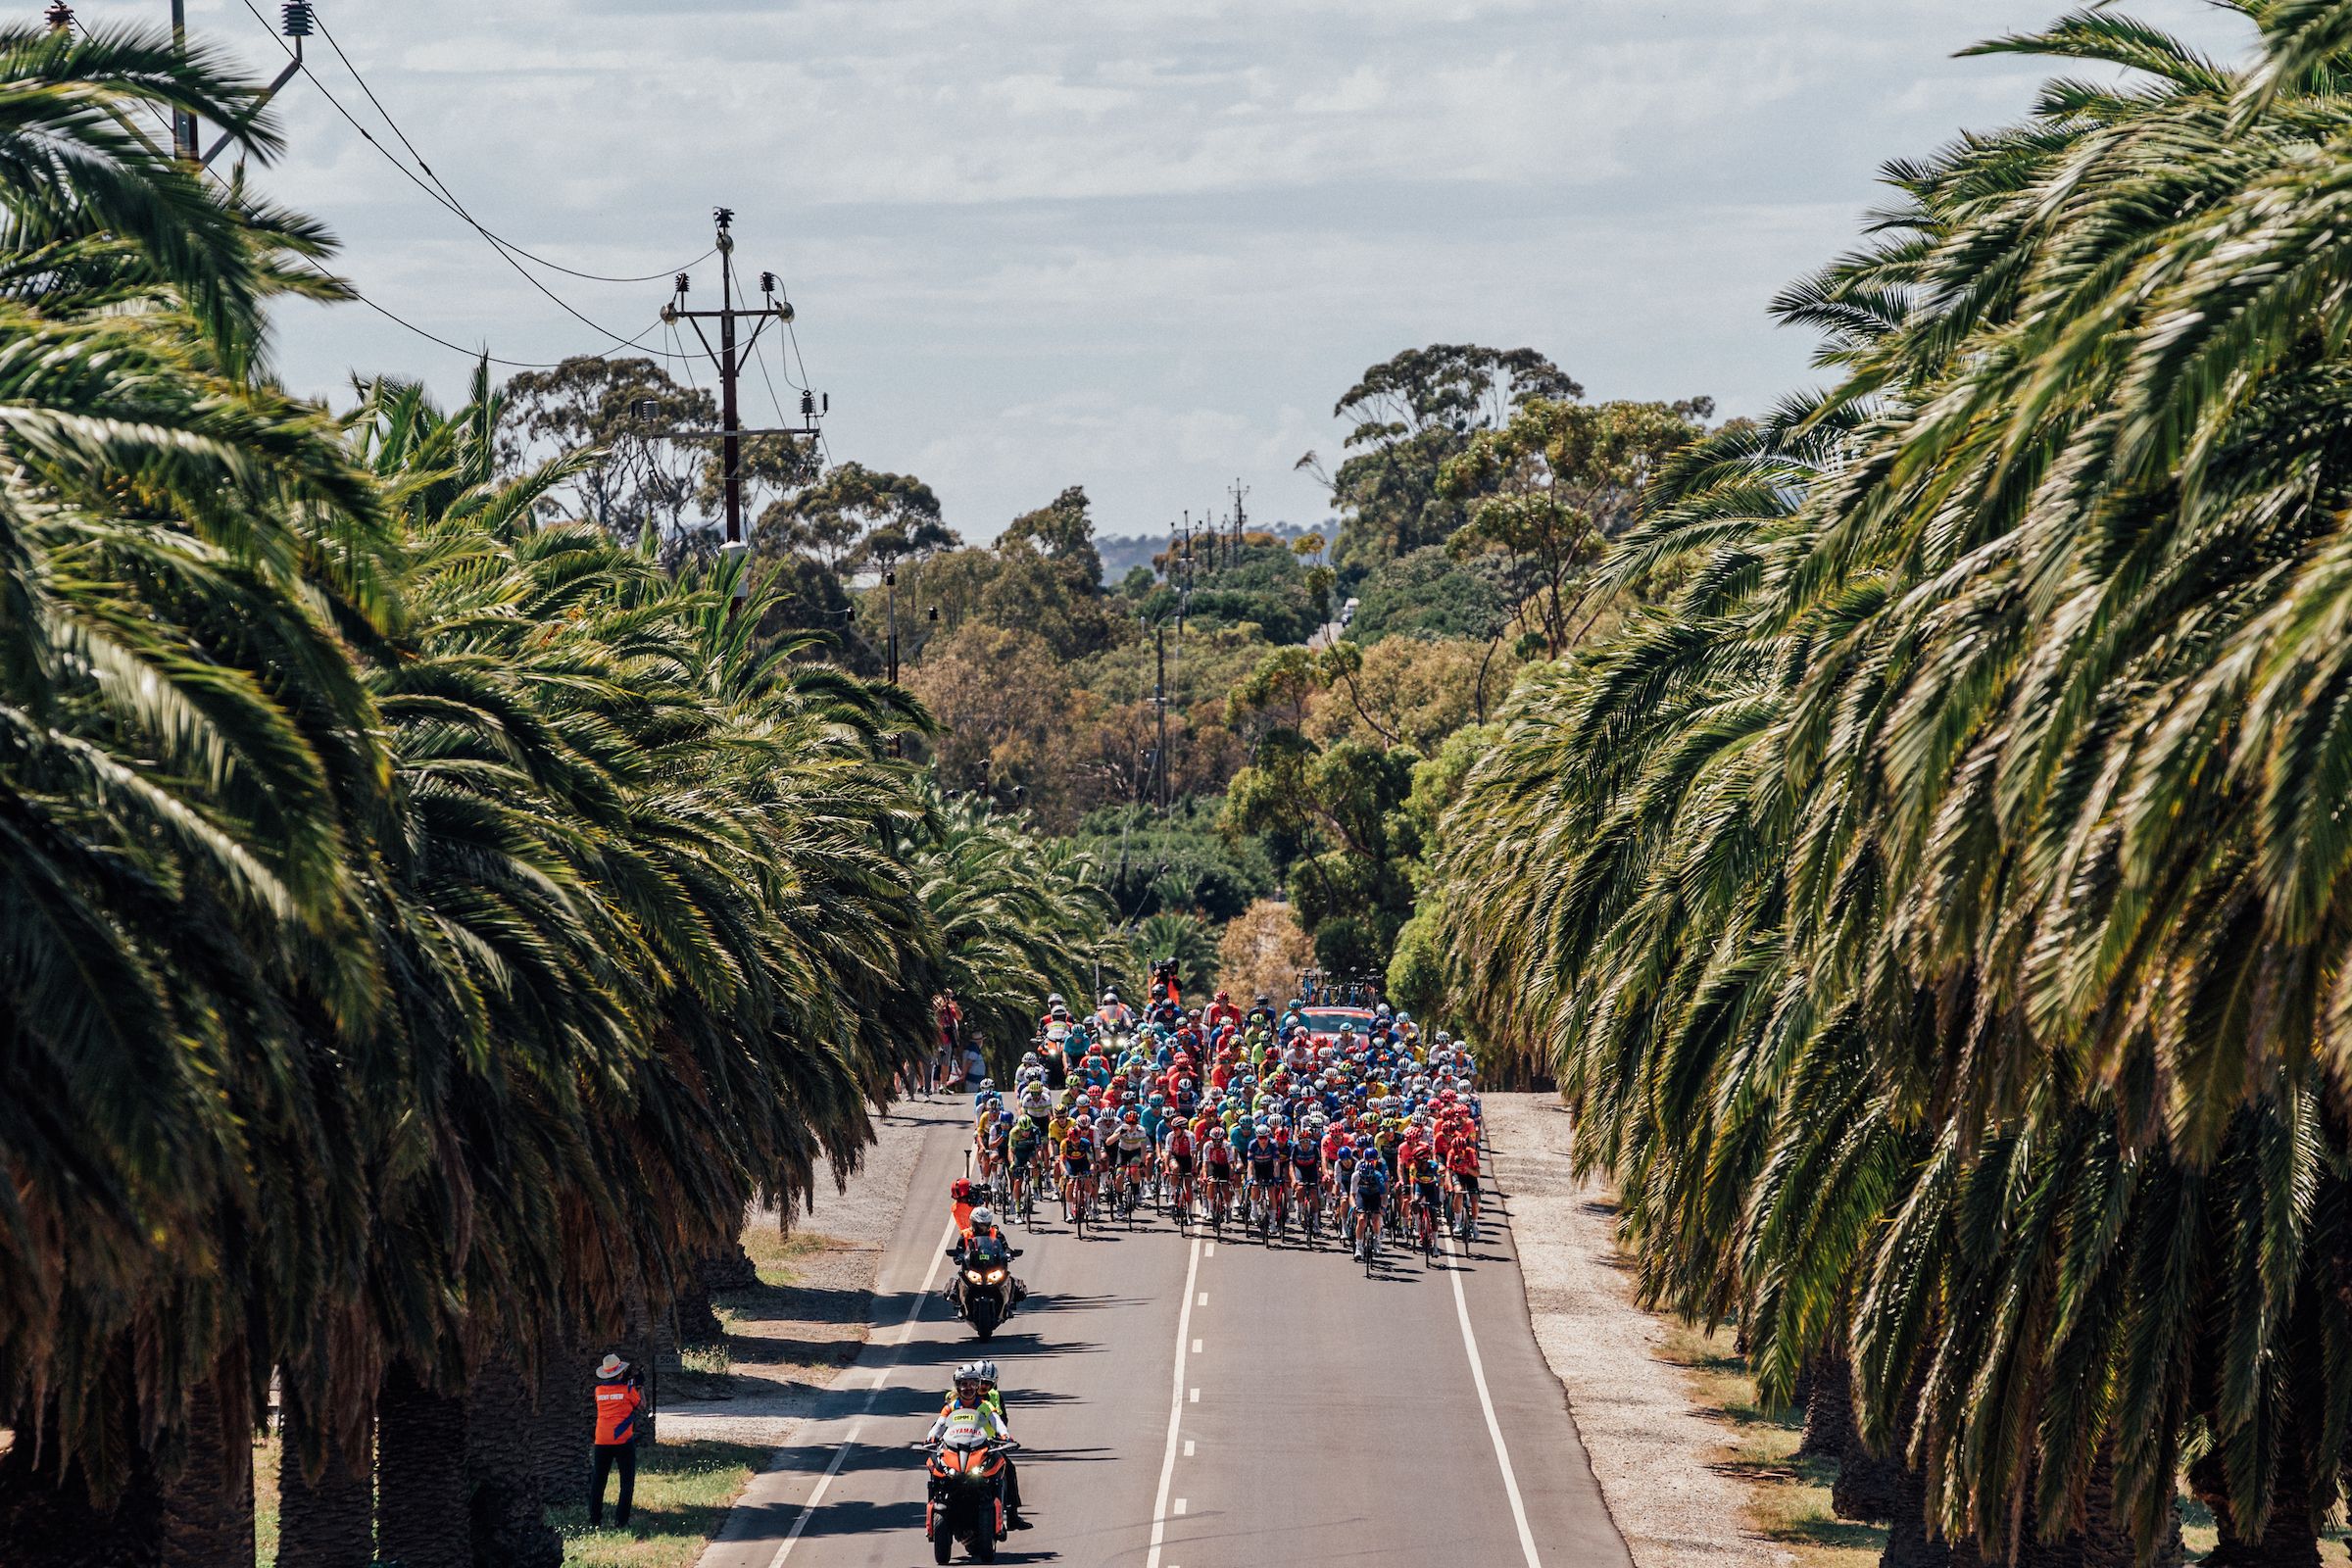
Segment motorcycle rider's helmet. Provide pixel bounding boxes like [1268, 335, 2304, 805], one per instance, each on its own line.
[952, 1177, 975, 1201]
[969, 1206, 996, 1230]
[977, 1358, 1001, 1386]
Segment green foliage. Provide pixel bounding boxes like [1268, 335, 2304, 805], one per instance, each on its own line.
[1416, 10, 2352, 1562]
[1348, 545, 1517, 644]
[761, 460, 954, 574]
[1224, 727, 1421, 976]
[1441, 397, 1710, 658]
[1070, 798, 1277, 924]
[1305, 343, 1579, 570]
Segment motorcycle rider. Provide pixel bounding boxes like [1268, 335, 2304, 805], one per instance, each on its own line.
[946, 1205, 1028, 1315]
[924, 1362, 1028, 1530]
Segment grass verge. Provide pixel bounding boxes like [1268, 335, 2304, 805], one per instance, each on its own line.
[250, 1435, 764, 1568]
[1650, 1323, 1883, 1568]
[551, 1439, 769, 1568]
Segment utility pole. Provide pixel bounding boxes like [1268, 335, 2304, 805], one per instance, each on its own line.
[170, 0, 197, 161]
[719, 219, 741, 545]
[1154, 620, 1169, 815]
[652, 209, 825, 592]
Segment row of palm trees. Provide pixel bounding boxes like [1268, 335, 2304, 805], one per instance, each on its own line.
[0, 24, 1109, 1568]
[1428, 5, 2352, 1564]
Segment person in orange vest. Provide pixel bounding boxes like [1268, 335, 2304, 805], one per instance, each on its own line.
[951, 1176, 978, 1238]
[589, 1352, 644, 1528]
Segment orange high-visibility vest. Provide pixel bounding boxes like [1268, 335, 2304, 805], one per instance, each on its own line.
[593, 1378, 643, 1446]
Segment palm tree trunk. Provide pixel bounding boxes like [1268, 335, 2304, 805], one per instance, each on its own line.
[1808, 1350, 1900, 1523]
[1795, 1350, 1854, 1461]
[0, 1381, 164, 1568]
[157, 1345, 256, 1568]
[465, 1350, 561, 1568]
[376, 1360, 471, 1568]
[277, 1384, 373, 1568]
[2189, 1446, 2322, 1567]
[530, 1329, 597, 1514]
[1879, 1460, 1957, 1568]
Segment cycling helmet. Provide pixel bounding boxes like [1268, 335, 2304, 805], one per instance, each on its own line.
[1123, 1109, 1140, 1124]
[969, 1206, 996, 1229]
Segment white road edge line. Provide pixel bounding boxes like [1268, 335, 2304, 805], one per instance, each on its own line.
[764, 1221, 956, 1568]
[1449, 1235, 1543, 1568]
[1145, 1235, 1203, 1568]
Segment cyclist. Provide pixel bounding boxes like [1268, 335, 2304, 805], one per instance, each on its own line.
[1200, 1120, 1237, 1224]
[1349, 1143, 1390, 1262]
[1289, 1117, 1325, 1231]
[1058, 1118, 1098, 1222]
[1244, 1120, 1281, 1232]
[1406, 1134, 1445, 1250]
[1445, 1114, 1484, 1236]
[1005, 1113, 1043, 1220]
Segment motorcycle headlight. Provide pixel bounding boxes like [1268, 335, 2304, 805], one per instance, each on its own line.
[986, 1267, 1007, 1283]
[964, 1268, 984, 1284]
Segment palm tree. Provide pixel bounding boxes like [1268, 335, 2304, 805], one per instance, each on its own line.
[1421, 8, 2352, 1562]
[0, 24, 399, 1564]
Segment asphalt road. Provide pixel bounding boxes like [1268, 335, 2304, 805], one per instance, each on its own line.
[699, 1108, 1630, 1568]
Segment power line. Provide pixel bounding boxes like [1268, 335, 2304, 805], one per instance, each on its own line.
[305, 5, 709, 286]
[225, 0, 695, 361]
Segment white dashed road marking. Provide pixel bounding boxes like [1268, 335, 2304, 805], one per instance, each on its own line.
[1145, 1236, 1203, 1568]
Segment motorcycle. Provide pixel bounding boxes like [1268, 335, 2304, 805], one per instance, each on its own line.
[919, 1413, 1018, 1564]
[948, 1238, 1023, 1341]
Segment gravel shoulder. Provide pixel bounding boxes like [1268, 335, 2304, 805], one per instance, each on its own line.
[1485, 1091, 1790, 1568]
[662, 1095, 965, 1446]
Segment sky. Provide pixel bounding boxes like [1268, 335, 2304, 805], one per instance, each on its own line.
[82, 0, 2257, 541]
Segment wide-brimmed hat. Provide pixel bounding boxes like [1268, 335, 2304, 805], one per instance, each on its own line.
[596, 1353, 629, 1378]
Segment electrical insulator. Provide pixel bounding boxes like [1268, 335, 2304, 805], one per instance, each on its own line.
[673, 272, 689, 297]
[281, 1, 315, 36]
[760, 271, 777, 295]
[800, 390, 815, 419]
[44, 2, 73, 31]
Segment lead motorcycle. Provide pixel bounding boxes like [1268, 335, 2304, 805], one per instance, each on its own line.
[947, 1234, 1024, 1340]
[919, 1411, 1018, 1563]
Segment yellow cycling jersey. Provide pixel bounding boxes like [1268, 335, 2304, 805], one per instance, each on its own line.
[1045, 1114, 1073, 1148]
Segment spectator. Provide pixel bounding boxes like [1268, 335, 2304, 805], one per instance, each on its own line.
[589, 1353, 644, 1528]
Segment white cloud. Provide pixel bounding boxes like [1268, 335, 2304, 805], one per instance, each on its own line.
[69, 0, 2259, 533]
